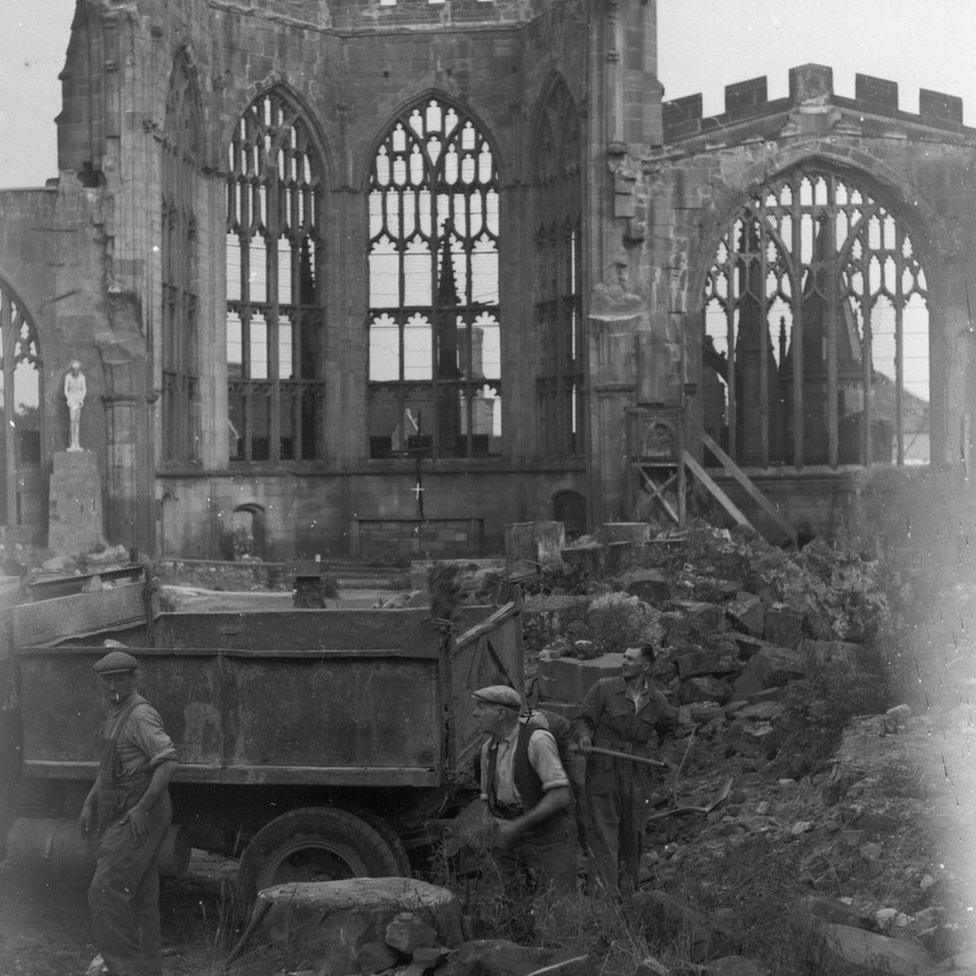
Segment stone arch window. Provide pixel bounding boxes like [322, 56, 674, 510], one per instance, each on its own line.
[533, 79, 583, 457]
[226, 89, 324, 463]
[0, 280, 41, 526]
[161, 53, 201, 462]
[367, 96, 501, 459]
[702, 167, 930, 468]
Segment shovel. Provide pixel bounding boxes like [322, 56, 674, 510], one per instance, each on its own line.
[645, 774, 734, 822]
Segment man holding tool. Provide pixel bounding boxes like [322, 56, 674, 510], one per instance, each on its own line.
[576, 642, 675, 894]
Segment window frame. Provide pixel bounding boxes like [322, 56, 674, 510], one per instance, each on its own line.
[225, 88, 326, 465]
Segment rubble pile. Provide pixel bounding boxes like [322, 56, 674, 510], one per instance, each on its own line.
[498, 521, 976, 975]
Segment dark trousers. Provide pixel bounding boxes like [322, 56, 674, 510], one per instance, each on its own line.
[585, 759, 651, 893]
[491, 812, 577, 940]
[89, 792, 171, 976]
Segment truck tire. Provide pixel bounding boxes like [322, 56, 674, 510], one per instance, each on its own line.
[237, 807, 403, 906]
[351, 806, 412, 877]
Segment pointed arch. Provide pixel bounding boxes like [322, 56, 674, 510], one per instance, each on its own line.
[531, 74, 583, 458]
[366, 92, 502, 459]
[698, 163, 931, 469]
[161, 48, 202, 462]
[225, 86, 327, 463]
[0, 274, 42, 527]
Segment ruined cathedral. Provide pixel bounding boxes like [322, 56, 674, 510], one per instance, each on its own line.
[1, 0, 975, 560]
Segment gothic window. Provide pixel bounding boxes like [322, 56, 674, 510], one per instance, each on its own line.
[367, 96, 501, 459]
[702, 168, 930, 468]
[161, 54, 201, 462]
[226, 90, 324, 463]
[0, 281, 41, 525]
[534, 80, 583, 457]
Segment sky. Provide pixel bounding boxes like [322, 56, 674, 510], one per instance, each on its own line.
[3, 1, 976, 186]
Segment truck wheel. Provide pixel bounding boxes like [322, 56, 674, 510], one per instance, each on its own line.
[351, 807, 412, 877]
[237, 807, 403, 906]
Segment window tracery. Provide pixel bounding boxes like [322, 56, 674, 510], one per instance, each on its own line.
[161, 53, 201, 462]
[226, 89, 324, 463]
[367, 96, 501, 459]
[533, 79, 583, 457]
[0, 281, 41, 524]
[702, 168, 930, 468]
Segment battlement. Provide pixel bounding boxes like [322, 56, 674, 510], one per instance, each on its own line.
[663, 64, 967, 142]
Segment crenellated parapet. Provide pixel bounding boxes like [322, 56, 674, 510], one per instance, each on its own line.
[663, 63, 971, 144]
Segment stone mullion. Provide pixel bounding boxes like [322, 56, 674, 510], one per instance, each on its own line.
[826, 183, 839, 470]
[1, 295, 14, 526]
[860, 228, 873, 465]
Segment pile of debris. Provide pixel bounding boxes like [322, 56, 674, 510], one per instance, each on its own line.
[493, 520, 976, 975]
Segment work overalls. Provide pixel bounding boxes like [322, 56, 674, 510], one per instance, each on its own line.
[577, 677, 671, 892]
[88, 697, 171, 976]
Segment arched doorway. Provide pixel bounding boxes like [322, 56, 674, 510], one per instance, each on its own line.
[553, 489, 586, 540]
[231, 504, 267, 560]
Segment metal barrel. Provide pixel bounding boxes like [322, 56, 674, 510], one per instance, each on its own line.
[5, 818, 191, 878]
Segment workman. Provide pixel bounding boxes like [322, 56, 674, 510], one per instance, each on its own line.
[472, 684, 576, 907]
[79, 647, 178, 976]
[575, 642, 675, 894]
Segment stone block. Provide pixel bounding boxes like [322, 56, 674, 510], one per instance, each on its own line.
[536, 653, 622, 703]
[789, 63, 833, 105]
[746, 644, 807, 687]
[803, 639, 861, 669]
[679, 675, 730, 705]
[813, 922, 931, 976]
[604, 541, 635, 576]
[725, 631, 766, 661]
[385, 911, 437, 953]
[621, 568, 671, 605]
[676, 648, 740, 678]
[257, 878, 464, 976]
[48, 450, 103, 555]
[763, 603, 803, 648]
[598, 522, 651, 545]
[357, 941, 400, 975]
[727, 594, 765, 637]
[562, 543, 604, 578]
[691, 578, 739, 603]
[670, 601, 726, 638]
[505, 522, 565, 572]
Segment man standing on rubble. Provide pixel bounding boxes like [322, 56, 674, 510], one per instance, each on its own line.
[79, 646, 178, 976]
[472, 685, 576, 909]
[576, 642, 675, 894]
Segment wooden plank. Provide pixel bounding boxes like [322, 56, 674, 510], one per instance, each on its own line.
[681, 451, 754, 532]
[635, 465, 679, 522]
[11, 582, 147, 650]
[693, 426, 798, 544]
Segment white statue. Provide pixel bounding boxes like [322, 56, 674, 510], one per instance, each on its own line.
[63, 360, 87, 451]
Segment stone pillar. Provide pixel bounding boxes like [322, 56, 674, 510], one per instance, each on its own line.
[48, 451, 103, 555]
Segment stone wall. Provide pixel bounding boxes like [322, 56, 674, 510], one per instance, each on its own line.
[4, 2, 976, 556]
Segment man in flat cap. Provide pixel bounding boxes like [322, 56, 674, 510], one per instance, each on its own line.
[472, 684, 576, 915]
[79, 644, 178, 976]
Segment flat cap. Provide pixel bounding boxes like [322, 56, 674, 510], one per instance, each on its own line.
[93, 649, 139, 675]
[471, 684, 521, 710]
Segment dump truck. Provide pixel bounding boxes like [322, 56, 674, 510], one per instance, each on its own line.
[1, 570, 522, 900]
